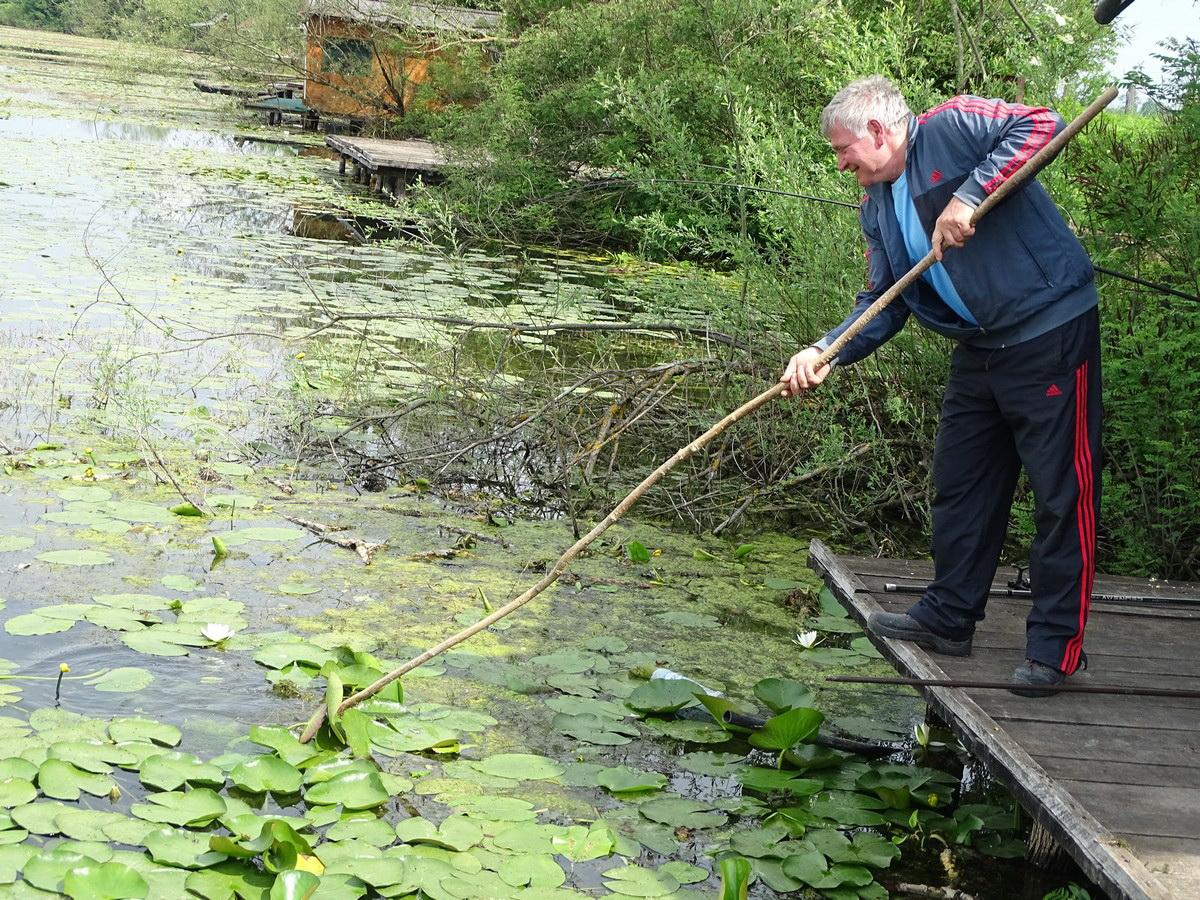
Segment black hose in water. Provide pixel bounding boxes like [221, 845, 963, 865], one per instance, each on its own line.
[674, 706, 901, 758]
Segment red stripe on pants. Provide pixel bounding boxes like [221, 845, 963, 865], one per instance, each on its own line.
[1062, 360, 1095, 673]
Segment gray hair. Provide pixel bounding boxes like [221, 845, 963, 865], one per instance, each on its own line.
[820, 75, 913, 138]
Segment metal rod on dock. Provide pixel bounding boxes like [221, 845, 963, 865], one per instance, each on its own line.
[827, 675, 1200, 699]
[871, 583, 1200, 607]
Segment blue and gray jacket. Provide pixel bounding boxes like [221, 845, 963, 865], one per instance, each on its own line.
[813, 96, 1098, 364]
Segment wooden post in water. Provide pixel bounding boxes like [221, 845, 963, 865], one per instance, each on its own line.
[338, 155, 346, 176]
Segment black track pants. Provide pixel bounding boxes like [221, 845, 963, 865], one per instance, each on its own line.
[908, 308, 1102, 674]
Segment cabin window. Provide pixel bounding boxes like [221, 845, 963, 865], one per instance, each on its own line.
[323, 38, 374, 78]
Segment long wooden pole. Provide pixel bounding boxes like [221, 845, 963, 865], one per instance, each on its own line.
[298, 86, 1117, 743]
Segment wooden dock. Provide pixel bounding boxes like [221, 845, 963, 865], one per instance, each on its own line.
[809, 540, 1200, 900]
[325, 135, 449, 195]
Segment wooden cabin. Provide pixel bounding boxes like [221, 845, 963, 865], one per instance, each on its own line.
[302, 0, 501, 120]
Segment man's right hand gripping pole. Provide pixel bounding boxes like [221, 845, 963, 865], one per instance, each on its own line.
[779, 346, 832, 397]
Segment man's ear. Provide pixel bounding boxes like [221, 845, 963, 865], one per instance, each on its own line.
[866, 119, 887, 147]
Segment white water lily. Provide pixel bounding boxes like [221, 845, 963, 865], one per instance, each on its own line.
[201, 623, 233, 643]
[793, 630, 822, 649]
[914, 723, 932, 747]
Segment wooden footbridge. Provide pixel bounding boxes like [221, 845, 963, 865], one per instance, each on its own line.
[325, 135, 449, 196]
[810, 540, 1200, 900]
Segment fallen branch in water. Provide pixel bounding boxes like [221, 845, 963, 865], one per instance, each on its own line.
[140, 438, 210, 517]
[437, 525, 509, 548]
[282, 514, 384, 564]
[266, 477, 295, 496]
[890, 884, 978, 900]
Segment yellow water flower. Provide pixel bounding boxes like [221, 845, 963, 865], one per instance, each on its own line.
[59, 663, 70, 673]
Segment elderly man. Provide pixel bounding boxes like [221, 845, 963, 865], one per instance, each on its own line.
[781, 76, 1101, 697]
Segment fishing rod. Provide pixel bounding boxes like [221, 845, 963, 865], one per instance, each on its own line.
[867, 582, 1200, 607]
[827, 675, 1200, 699]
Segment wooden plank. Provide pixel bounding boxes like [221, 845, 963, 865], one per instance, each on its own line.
[809, 540, 1173, 900]
[1058, 781, 1200, 840]
[999, 719, 1200, 767]
[982, 690, 1200, 724]
[1128, 837, 1200, 898]
[1038, 755, 1200, 790]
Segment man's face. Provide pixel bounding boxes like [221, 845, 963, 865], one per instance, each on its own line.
[828, 121, 892, 187]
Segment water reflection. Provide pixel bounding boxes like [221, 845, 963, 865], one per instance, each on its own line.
[0, 115, 297, 156]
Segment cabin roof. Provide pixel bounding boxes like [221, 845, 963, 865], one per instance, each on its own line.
[303, 0, 502, 32]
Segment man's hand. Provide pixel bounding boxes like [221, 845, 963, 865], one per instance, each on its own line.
[779, 346, 831, 397]
[931, 196, 976, 261]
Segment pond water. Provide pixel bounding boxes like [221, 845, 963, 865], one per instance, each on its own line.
[0, 25, 1063, 900]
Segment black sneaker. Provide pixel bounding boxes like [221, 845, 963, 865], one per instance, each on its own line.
[867, 611, 973, 657]
[1009, 659, 1066, 698]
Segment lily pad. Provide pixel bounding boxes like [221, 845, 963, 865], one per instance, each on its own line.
[0, 536, 35, 552]
[248, 727, 321, 768]
[229, 756, 303, 794]
[394, 814, 482, 851]
[87, 667, 154, 693]
[637, 798, 727, 830]
[38, 760, 116, 800]
[497, 854, 565, 888]
[121, 633, 188, 657]
[108, 718, 181, 747]
[254, 643, 334, 670]
[4, 613, 74, 636]
[57, 487, 113, 503]
[144, 827, 228, 869]
[602, 864, 680, 897]
[94, 594, 173, 611]
[131, 789, 227, 827]
[750, 708, 825, 753]
[304, 771, 388, 810]
[0, 778, 37, 808]
[160, 575, 200, 592]
[100, 501, 174, 523]
[23, 848, 99, 893]
[471, 753, 563, 781]
[641, 718, 730, 743]
[626, 679, 703, 713]
[753, 678, 816, 713]
[0, 759, 38, 782]
[552, 712, 637, 746]
[62, 861, 149, 899]
[140, 752, 224, 791]
[597, 766, 668, 796]
[37, 550, 114, 566]
[325, 816, 397, 846]
[278, 582, 320, 596]
[48, 742, 138, 773]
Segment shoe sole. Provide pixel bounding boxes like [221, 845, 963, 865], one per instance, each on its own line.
[1008, 684, 1062, 698]
[869, 619, 973, 657]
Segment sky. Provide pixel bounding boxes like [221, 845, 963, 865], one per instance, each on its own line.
[1106, 0, 1199, 81]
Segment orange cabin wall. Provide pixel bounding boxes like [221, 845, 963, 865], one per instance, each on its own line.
[304, 16, 436, 118]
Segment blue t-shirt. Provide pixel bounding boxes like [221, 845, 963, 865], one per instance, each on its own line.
[892, 172, 977, 326]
